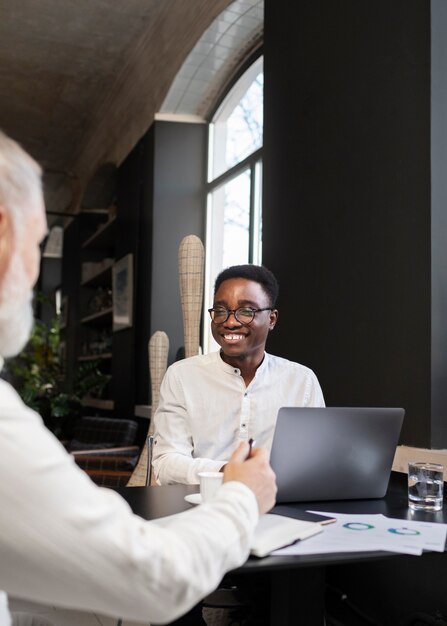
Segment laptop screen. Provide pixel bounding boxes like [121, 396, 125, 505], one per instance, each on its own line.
[270, 407, 405, 503]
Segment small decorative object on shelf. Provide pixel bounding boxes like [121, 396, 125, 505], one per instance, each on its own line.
[81, 330, 112, 357]
[87, 287, 113, 315]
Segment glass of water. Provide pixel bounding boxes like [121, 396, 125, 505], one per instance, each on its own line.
[408, 462, 444, 511]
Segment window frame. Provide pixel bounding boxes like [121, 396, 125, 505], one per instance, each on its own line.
[203, 53, 264, 353]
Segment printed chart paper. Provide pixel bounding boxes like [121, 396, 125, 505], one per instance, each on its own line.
[273, 512, 447, 557]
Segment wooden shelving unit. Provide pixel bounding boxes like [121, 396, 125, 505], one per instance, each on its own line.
[81, 307, 113, 325]
[78, 210, 116, 412]
[81, 261, 113, 287]
[82, 216, 116, 250]
[62, 195, 140, 424]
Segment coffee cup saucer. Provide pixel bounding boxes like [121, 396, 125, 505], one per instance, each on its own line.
[184, 493, 202, 505]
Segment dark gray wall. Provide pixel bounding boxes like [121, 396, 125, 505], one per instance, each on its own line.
[263, 0, 433, 446]
[123, 120, 206, 408]
[150, 121, 206, 365]
[431, 0, 447, 447]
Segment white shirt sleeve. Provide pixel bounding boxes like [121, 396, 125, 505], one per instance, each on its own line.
[0, 381, 258, 624]
[153, 365, 226, 485]
[303, 369, 326, 407]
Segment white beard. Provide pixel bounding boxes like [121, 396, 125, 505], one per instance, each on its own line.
[0, 253, 34, 359]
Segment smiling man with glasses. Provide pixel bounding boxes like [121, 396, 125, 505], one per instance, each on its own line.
[153, 264, 325, 485]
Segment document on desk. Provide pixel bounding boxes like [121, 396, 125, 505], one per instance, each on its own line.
[250, 513, 322, 557]
[272, 511, 447, 557]
[150, 510, 322, 557]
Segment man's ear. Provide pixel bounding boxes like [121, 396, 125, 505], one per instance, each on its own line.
[269, 309, 278, 331]
[0, 204, 13, 281]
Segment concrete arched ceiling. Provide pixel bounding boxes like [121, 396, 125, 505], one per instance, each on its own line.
[0, 0, 263, 221]
[159, 0, 263, 120]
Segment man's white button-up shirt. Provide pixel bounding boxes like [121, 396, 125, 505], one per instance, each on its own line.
[153, 351, 325, 485]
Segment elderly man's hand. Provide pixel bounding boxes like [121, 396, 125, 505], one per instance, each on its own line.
[223, 442, 277, 514]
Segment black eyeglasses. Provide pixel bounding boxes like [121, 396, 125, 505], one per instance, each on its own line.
[208, 306, 273, 325]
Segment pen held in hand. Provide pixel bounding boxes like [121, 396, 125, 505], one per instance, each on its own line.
[248, 438, 256, 459]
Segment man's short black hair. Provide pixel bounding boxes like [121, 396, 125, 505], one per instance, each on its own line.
[214, 264, 279, 307]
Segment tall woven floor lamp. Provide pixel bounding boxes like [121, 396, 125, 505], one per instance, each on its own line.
[178, 234, 204, 359]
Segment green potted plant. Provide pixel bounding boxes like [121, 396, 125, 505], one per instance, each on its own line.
[4, 296, 111, 438]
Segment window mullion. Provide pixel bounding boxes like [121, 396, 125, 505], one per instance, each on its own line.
[248, 161, 256, 263]
[206, 148, 262, 194]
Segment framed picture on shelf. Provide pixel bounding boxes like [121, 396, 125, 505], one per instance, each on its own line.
[112, 253, 133, 331]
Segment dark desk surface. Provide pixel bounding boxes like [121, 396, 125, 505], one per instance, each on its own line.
[117, 473, 447, 625]
[118, 471, 447, 573]
[119, 482, 199, 520]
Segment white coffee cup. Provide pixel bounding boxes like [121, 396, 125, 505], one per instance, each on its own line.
[198, 471, 224, 502]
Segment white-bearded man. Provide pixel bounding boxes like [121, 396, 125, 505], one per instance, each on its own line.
[0, 130, 277, 626]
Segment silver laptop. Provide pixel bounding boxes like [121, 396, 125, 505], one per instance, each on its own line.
[270, 407, 405, 503]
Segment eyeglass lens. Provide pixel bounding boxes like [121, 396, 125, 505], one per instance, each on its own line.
[211, 307, 255, 324]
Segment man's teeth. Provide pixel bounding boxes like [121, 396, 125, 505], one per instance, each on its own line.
[224, 334, 244, 340]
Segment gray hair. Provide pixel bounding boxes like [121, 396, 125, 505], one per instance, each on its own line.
[0, 130, 42, 237]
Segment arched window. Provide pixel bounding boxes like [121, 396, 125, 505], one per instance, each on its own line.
[204, 56, 263, 352]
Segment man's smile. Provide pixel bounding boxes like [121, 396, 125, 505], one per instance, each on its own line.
[222, 333, 246, 343]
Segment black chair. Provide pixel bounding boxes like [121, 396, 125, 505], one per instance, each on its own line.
[67, 416, 140, 488]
